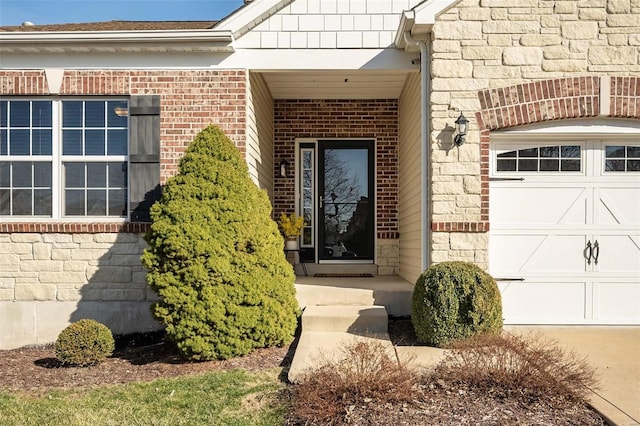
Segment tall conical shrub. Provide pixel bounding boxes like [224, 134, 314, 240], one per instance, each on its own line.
[142, 125, 298, 360]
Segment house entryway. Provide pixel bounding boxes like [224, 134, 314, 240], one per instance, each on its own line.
[297, 140, 375, 267]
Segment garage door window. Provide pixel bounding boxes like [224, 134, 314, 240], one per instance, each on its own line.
[496, 145, 581, 172]
[605, 145, 640, 172]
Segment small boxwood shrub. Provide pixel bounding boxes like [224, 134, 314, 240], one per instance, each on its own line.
[55, 319, 115, 366]
[412, 261, 503, 347]
[141, 125, 298, 361]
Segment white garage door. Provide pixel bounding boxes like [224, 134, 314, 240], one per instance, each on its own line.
[490, 137, 640, 325]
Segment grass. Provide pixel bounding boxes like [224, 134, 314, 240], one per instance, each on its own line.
[0, 369, 286, 426]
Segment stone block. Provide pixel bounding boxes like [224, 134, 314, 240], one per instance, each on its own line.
[20, 260, 63, 272]
[519, 34, 561, 46]
[39, 272, 86, 284]
[543, 46, 571, 59]
[473, 65, 521, 79]
[456, 195, 481, 208]
[588, 46, 638, 64]
[631, 34, 640, 45]
[43, 234, 73, 244]
[579, 8, 607, 20]
[377, 266, 396, 276]
[432, 40, 461, 53]
[561, 21, 598, 39]
[503, 47, 543, 65]
[439, 162, 479, 176]
[481, 0, 538, 6]
[434, 21, 483, 40]
[542, 59, 587, 72]
[607, 0, 631, 13]
[462, 46, 503, 60]
[432, 78, 490, 92]
[15, 284, 56, 301]
[463, 176, 482, 194]
[86, 266, 132, 283]
[32, 243, 51, 260]
[0, 289, 14, 301]
[63, 261, 88, 272]
[432, 180, 464, 195]
[554, 1, 578, 14]
[109, 254, 144, 267]
[432, 60, 474, 78]
[109, 243, 142, 255]
[57, 288, 81, 301]
[487, 34, 514, 46]
[483, 21, 540, 34]
[72, 234, 94, 243]
[81, 288, 145, 302]
[94, 233, 141, 243]
[51, 249, 71, 260]
[460, 8, 492, 21]
[431, 201, 456, 215]
[0, 278, 14, 289]
[0, 243, 32, 255]
[10, 234, 41, 243]
[71, 248, 111, 261]
[450, 233, 488, 250]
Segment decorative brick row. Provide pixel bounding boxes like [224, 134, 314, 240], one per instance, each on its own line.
[610, 76, 640, 118]
[477, 77, 600, 131]
[377, 231, 400, 239]
[431, 222, 490, 233]
[0, 223, 149, 233]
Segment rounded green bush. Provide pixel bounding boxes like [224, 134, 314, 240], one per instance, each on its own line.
[54, 319, 115, 366]
[411, 261, 503, 347]
[141, 125, 299, 361]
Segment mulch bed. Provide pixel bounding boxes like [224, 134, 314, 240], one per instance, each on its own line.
[0, 321, 605, 425]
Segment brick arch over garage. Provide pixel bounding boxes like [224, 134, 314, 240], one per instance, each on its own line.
[474, 76, 640, 226]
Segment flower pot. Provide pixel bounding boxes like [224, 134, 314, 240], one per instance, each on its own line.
[285, 238, 298, 251]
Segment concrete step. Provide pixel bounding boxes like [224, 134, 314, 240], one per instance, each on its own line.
[294, 276, 413, 317]
[297, 263, 379, 276]
[302, 305, 388, 333]
[288, 331, 395, 383]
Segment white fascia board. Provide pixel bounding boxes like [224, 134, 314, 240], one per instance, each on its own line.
[214, 0, 293, 38]
[394, 0, 460, 49]
[0, 30, 234, 53]
[493, 118, 640, 135]
[218, 48, 417, 71]
[0, 48, 416, 71]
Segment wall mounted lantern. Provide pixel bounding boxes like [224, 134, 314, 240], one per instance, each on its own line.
[454, 112, 469, 146]
[279, 159, 289, 178]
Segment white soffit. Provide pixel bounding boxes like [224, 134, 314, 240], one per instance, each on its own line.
[260, 70, 414, 99]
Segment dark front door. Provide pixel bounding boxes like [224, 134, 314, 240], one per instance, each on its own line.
[318, 140, 374, 261]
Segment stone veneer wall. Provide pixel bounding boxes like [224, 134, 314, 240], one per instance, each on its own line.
[0, 69, 248, 349]
[429, 0, 640, 267]
[273, 99, 400, 274]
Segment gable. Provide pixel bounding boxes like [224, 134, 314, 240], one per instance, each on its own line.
[233, 0, 423, 49]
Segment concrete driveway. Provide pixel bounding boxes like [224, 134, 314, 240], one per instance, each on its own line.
[507, 327, 640, 426]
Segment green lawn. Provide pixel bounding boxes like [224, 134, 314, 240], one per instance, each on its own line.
[0, 369, 286, 426]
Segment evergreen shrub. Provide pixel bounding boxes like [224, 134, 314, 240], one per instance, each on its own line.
[141, 125, 299, 360]
[54, 319, 115, 366]
[411, 261, 503, 347]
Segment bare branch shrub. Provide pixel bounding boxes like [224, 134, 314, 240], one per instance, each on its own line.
[435, 332, 599, 402]
[288, 341, 420, 425]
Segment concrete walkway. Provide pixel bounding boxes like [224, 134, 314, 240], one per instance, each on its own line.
[292, 277, 640, 425]
[507, 326, 640, 426]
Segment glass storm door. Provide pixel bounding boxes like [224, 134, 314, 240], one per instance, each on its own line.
[318, 140, 374, 261]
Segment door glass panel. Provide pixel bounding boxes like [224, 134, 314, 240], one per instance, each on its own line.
[321, 147, 372, 260]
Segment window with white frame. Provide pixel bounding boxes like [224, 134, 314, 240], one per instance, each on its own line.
[0, 98, 129, 218]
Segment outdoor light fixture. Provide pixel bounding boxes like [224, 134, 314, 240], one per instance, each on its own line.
[454, 112, 469, 146]
[279, 159, 289, 178]
[113, 106, 129, 117]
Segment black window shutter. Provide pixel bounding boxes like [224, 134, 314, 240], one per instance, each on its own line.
[129, 95, 161, 222]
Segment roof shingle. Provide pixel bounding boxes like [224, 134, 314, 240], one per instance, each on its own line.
[0, 20, 217, 32]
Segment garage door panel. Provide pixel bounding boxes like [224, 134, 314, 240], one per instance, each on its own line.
[595, 235, 640, 273]
[491, 187, 587, 226]
[597, 188, 640, 225]
[490, 234, 586, 273]
[596, 282, 640, 323]
[499, 281, 587, 324]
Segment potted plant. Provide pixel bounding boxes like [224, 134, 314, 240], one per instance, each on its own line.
[279, 212, 304, 250]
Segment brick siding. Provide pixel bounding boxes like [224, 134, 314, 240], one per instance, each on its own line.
[273, 99, 399, 239]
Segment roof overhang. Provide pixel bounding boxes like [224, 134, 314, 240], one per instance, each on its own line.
[0, 29, 235, 53]
[395, 0, 460, 50]
[214, 0, 294, 39]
